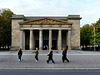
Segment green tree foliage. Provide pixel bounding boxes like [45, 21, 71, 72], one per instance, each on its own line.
[0, 8, 14, 18]
[0, 8, 14, 49]
[81, 24, 92, 46]
[94, 19, 100, 45]
[81, 19, 100, 47]
[89, 24, 94, 45]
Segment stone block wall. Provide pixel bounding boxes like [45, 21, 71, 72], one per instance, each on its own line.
[11, 19, 23, 50]
[68, 15, 81, 50]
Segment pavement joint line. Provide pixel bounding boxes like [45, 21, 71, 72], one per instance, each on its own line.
[0, 68, 100, 70]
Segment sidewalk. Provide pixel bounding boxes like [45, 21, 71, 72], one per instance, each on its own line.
[0, 50, 100, 69]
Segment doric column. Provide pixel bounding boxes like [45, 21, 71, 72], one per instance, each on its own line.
[23, 31, 25, 50]
[30, 30, 33, 50]
[68, 30, 71, 50]
[20, 30, 23, 49]
[58, 29, 62, 50]
[39, 29, 43, 50]
[49, 29, 52, 50]
[66, 31, 68, 46]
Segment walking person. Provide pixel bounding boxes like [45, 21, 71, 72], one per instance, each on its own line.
[46, 49, 55, 64]
[18, 48, 23, 62]
[35, 47, 39, 62]
[62, 48, 69, 62]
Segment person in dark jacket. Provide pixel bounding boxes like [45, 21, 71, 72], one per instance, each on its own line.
[35, 47, 39, 62]
[18, 48, 23, 62]
[62, 48, 69, 62]
[46, 49, 55, 64]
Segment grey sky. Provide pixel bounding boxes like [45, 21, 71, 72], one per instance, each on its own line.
[0, 0, 100, 27]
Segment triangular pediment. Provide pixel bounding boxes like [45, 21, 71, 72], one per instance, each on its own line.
[19, 18, 72, 25]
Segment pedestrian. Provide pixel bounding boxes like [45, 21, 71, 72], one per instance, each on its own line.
[62, 48, 69, 62]
[35, 47, 39, 62]
[18, 48, 23, 62]
[46, 49, 55, 64]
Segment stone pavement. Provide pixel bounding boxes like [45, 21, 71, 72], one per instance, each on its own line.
[0, 50, 100, 69]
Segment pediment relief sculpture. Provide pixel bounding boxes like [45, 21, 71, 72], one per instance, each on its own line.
[19, 18, 72, 25]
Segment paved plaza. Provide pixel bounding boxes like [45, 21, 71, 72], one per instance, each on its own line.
[0, 50, 100, 69]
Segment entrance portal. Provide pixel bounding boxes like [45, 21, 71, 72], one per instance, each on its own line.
[25, 30, 29, 50]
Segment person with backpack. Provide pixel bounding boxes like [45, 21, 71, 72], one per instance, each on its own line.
[46, 49, 55, 64]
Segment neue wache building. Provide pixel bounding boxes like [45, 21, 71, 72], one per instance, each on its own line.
[10, 15, 82, 50]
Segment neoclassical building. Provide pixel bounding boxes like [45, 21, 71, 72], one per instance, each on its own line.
[11, 15, 81, 50]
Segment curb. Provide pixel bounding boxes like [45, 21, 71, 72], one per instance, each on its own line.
[0, 68, 100, 70]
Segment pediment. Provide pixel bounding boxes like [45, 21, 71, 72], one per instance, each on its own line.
[19, 18, 72, 25]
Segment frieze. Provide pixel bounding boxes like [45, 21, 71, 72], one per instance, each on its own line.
[19, 18, 72, 25]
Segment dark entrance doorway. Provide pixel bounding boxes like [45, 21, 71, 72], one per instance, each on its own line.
[43, 40, 48, 50]
[52, 40, 57, 50]
[35, 40, 39, 49]
[25, 30, 29, 50]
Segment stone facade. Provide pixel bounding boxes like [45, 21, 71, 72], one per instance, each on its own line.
[68, 15, 81, 50]
[10, 15, 81, 50]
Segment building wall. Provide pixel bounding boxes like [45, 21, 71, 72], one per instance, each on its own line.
[11, 19, 23, 49]
[11, 15, 81, 50]
[68, 15, 81, 50]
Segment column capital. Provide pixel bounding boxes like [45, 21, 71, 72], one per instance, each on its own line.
[29, 29, 33, 31]
[49, 29, 52, 31]
[68, 30, 71, 31]
[58, 29, 62, 31]
[20, 29, 24, 31]
[39, 29, 43, 31]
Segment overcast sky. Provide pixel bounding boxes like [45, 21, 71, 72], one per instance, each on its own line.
[0, 0, 100, 27]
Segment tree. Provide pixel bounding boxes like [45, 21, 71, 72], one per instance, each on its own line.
[80, 19, 100, 50]
[94, 19, 100, 45]
[0, 8, 14, 18]
[0, 8, 14, 49]
[80, 24, 93, 48]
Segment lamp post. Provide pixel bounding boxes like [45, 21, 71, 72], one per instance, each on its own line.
[94, 23, 95, 51]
